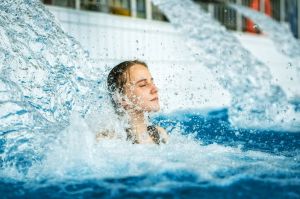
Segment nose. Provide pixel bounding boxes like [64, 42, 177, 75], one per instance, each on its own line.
[150, 83, 158, 94]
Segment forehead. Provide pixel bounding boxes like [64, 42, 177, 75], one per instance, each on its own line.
[127, 64, 151, 82]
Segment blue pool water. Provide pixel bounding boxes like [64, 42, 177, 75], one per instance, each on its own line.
[0, 0, 300, 198]
[0, 109, 300, 198]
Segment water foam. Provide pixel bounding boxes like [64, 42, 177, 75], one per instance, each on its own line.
[22, 116, 300, 188]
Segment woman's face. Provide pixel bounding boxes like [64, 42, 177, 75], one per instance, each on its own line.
[122, 64, 160, 112]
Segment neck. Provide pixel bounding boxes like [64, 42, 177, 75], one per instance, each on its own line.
[127, 110, 148, 132]
[126, 110, 155, 144]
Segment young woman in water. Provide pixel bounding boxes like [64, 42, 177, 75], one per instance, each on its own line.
[97, 60, 168, 144]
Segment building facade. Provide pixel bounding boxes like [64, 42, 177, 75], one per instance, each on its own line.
[42, 0, 300, 38]
[195, 0, 300, 38]
[42, 0, 167, 21]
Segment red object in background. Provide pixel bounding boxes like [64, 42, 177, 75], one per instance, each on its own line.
[246, 0, 272, 33]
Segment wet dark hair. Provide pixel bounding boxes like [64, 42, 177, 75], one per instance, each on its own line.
[107, 60, 148, 115]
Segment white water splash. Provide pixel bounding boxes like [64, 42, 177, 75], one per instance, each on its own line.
[230, 4, 300, 85]
[14, 115, 299, 187]
[0, 0, 112, 176]
[0, 0, 299, 188]
[151, 0, 300, 131]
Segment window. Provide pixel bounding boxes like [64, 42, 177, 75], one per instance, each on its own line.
[109, 0, 131, 16]
[42, 0, 76, 8]
[80, 0, 110, 12]
[136, 0, 146, 18]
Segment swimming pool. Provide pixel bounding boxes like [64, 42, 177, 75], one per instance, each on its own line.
[0, 0, 299, 198]
[1, 109, 299, 198]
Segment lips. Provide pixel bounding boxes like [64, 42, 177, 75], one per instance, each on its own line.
[150, 97, 158, 101]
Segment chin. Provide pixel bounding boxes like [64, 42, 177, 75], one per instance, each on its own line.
[143, 104, 159, 112]
[149, 104, 160, 112]
[151, 108, 160, 112]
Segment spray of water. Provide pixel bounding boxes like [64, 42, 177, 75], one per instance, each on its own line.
[2, 114, 298, 190]
[151, 0, 300, 131]
[0, 0, 112, 176]
[0, 0, 299, 193]
[229, 3, 300, 89]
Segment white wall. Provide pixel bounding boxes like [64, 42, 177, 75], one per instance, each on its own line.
[47, 6, 298, 112]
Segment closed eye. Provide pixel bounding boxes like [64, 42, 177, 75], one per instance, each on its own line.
[135, 78, 154, 87]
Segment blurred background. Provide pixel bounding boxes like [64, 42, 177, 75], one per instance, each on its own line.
[41, 0, 299, 38]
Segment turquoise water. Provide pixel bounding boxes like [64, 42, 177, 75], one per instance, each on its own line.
[0, 0, 299, 198]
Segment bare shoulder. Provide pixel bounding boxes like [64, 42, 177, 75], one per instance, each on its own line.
[156, 126, 168, 142]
